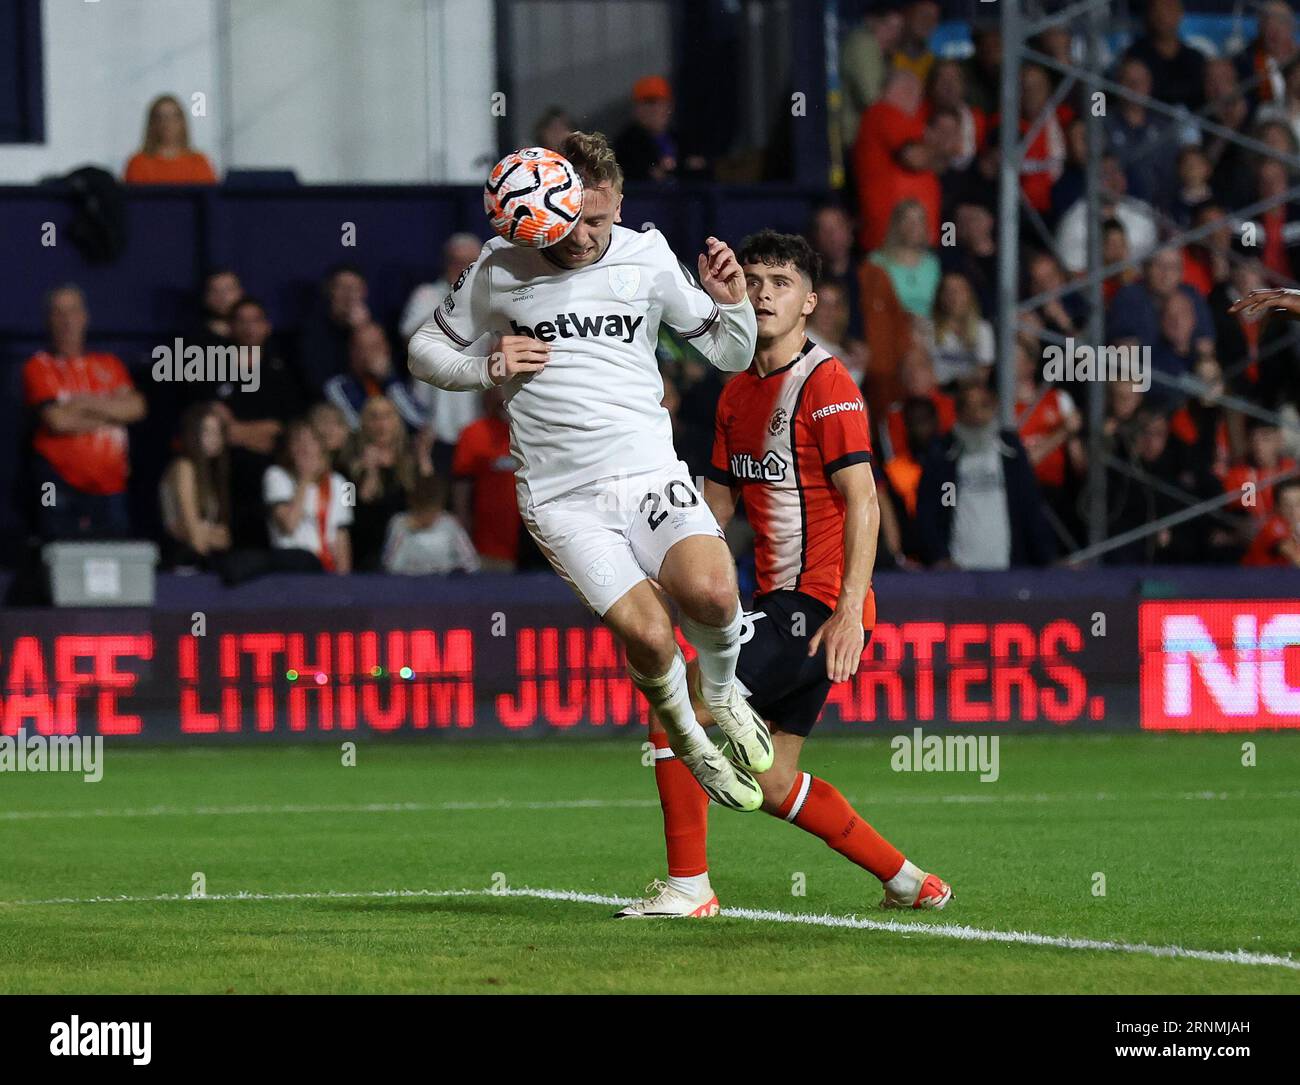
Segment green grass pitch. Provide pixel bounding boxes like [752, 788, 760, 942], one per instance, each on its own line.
[1, 733, 1297, 994]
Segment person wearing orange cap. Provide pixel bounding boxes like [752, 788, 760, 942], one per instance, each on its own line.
[614, 75, 705, 182]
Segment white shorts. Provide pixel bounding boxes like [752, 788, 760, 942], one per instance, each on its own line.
[520, 461, 724, 616]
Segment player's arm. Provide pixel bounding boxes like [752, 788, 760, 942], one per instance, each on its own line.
[1228, 287, 1300, 322]
[702, 479, 738, 530]
[657, 233, 756, 373]
[808, 462, 879, 683]
[407, 251, 549, 389]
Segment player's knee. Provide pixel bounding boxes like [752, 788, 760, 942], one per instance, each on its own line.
[677, 571, 738, 628]
[621, 612, 678, 675]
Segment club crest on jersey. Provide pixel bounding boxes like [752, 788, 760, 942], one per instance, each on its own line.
[730, 450, 787, 482]
[608, 265, 640, 301]
[768, 407, 788, 436]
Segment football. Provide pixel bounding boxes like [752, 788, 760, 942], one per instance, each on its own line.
[483, 147, 584, 248]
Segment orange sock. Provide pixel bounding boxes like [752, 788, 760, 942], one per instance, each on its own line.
[650, 731, 710, 877]
[774, 772, 905, 882]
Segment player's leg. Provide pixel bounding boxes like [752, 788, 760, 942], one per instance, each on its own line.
[603, 582, 761, 813]
[756, 697, 953, 911]
[613, 704, 717, 918]
[636, 470, 773, 773]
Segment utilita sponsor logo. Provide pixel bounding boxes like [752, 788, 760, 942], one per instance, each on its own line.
[1139, 601, 1300, 730]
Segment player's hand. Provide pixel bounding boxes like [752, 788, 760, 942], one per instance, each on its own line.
[1228, 287, 1300, 321]
[488, 334, 550, 385]
[808, 606, 866, 684]
[698, 236, 746, 306]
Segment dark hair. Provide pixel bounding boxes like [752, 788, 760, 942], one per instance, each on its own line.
[325, 263, 365, 284]
[738, 229, 822, 284]
[229, 295, 267, 319]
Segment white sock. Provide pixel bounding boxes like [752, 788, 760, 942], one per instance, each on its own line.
[883, 858, 924, 899]
[629, 652, 708, 751]
[680, 606, 742, 706]
[667, 873, 710, 898]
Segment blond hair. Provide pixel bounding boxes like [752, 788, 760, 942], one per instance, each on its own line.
[141, 94, 191, 155]
[561, 131, 624, 193]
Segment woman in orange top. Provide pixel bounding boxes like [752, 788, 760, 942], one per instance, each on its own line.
[124, 95, 217, 184]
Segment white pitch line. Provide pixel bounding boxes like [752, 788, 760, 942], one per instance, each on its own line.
[0, 884, 1294, 973]
[4, 789, 1299, 823]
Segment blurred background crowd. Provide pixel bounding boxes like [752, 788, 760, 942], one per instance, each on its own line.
[7, 0, 1300, 595]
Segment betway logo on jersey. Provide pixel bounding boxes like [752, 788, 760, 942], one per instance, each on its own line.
[811, 399, 863, 421]
[1139, 601, 1300, 731]
[510, 313, 644, 344]
[730, 450, 787, 482]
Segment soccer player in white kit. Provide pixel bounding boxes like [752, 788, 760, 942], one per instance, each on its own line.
[408, 132, 772, 810]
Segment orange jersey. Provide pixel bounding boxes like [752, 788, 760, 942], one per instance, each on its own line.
[1016, 386, 1076, 489]
[1243, 515, 1296, 566]
[709, 340, 876, 628]
[23, 351, 134, 495]
[452, 415, 521, 562]
[124, 151, 217, 185]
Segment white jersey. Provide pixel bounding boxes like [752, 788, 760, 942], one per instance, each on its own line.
[407, 225, 756, 505]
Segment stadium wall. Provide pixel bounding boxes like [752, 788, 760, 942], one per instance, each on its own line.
[0, 568, 1297, 741]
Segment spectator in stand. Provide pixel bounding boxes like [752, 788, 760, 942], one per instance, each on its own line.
[1257, 56, 1300, 149]
[1169, 146, 1215, 229]
[883, 342, 956, 461]
[1171, 354, 1232, 480]
[196, 296, 303, 547]
[840, 4, 905, 143]
[869, 199, 940, 322]
[883, 395, 939, 522]
[1124, 0, 1206, 111]
[892, 0, 939, 84]
[1243, 477, 1300, 566]
[1107, 247, 1214, 347]
[452, 386, 522, 571]
[263, 421, 352, 574]
[613, 76, 705, 183]
[1203, 58, 1256, 211]
[1017, 64, 1068, 216]
[193, 269, 242, 349]
[1235, 1, 1297, 108]
[1225, 416, 1296, 523]
[806, 279, 869, 385]
[925, 59, 986, 173]
[532, 106, 574, 152]
[925, 271, 994, 385]
[124, 94, 217, 185]
[1101, 219, 1141, 303]
[1150, 290, 1206, 396]
[1050, 118, 1087, 226]
[856, 245, 913, 419]
[1251, 156, 1300, 284]
[24, 286, 147, 541]
[916, 380, 1055, 569]
[399, 233, 484, 339]
[807, 203, 864, 338]
[1106, 56, 1176, 208]
[853, 68, 936, 251]
[307, 402, 351, 471]
[961, 23, 1002, 115]
[159, 403, 231, 569]
[1105, 407, 1221, 564]
[298, 264, 371, 398]
[382, 472, 479, 576]
[325, 322, 426, 432]
[1014, 340, 1085, 522]
[341, 396, 416, 571]
[940, 202, 997, 318]
[1025, 250, 1088, 348]
[1055, 153, 1158, 274]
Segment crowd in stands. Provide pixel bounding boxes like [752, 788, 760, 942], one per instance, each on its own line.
[19, 1, 1300, 582]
